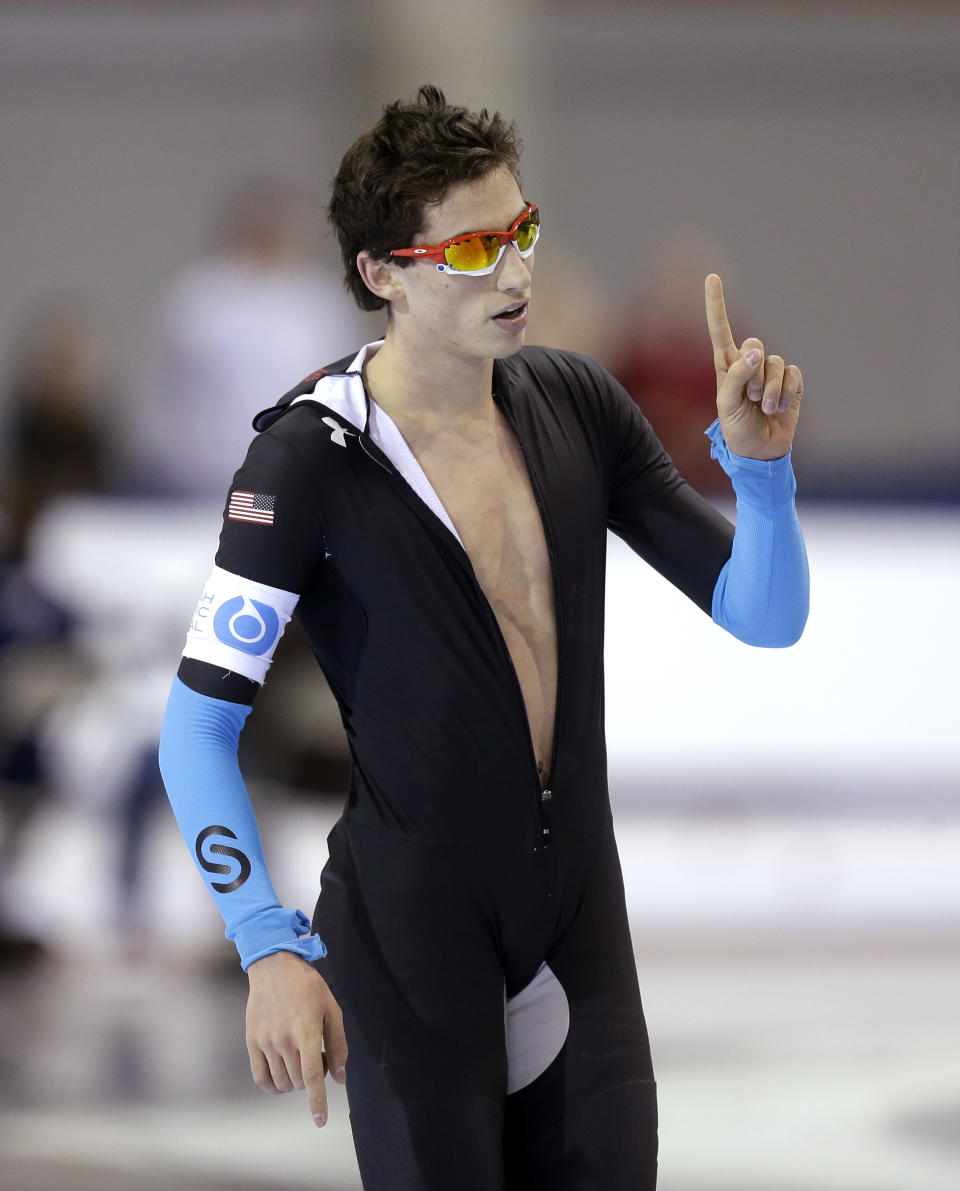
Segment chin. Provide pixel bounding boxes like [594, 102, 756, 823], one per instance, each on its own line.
[489, 331, 527, 359]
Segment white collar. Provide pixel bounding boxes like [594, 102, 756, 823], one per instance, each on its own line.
[291, 338, 384, 432]
[291, 339, 462, 546]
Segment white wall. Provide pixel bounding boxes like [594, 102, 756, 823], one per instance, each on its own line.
[605, 508, 960, 807]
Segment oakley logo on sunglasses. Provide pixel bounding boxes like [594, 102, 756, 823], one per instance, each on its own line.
[391, 203, 540, 277]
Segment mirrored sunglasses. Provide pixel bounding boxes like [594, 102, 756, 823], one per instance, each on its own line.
[391, 204, 540, 276]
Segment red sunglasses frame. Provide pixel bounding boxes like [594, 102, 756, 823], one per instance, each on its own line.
[390, 203, 539, 271]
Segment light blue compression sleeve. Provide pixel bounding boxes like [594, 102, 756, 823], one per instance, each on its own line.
[706, 420, 809, 647]
[158, 676, 327, 970]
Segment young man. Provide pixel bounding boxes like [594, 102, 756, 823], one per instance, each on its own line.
[160, 85, 809, 1190]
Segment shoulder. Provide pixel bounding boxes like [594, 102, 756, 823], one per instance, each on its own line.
[498, 345, 628, 424]
[236, 366, 370, 502]
[503, 344, 609, 386]
[259, 401, 335, 447]
[240, 407, 360, 510]
[253, 351, 365, 436]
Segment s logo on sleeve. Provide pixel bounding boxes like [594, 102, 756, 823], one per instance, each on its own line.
[195, 825, 252, 893]
[183, 565, 298, 684]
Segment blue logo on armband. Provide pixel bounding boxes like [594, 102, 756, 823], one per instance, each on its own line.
[213, 595, 280, 656]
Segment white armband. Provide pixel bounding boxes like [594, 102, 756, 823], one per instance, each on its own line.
[182, 565, 298, 684]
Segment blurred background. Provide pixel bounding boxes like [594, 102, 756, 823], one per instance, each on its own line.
[0, 1, 958, 1188]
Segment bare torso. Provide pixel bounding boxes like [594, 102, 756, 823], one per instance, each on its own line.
[387, 405, 558, 784]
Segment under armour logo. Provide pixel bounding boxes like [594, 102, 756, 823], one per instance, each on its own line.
[321, 416, 356, 448]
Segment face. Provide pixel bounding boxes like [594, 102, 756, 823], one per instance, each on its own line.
[386, 165, 534, 365]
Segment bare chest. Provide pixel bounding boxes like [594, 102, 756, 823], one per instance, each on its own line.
[398, 414, 558, 778]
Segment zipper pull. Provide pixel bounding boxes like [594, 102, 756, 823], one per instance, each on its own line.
[540, 788, 553, 847]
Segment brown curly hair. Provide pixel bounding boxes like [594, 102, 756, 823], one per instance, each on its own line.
[328, 84, 523, 312]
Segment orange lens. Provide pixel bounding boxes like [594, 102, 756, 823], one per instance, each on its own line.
[444, 234, 502, 272]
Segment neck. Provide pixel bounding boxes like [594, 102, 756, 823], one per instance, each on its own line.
[362, 326, 496, 429]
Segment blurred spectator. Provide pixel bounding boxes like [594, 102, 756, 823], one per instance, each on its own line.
[610, 226, 738, 496]
[126, 176, 367, 497]
[2, 297, 111, 560]
[0, 298, 112, 965]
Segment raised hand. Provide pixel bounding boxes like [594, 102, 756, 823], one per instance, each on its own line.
[705, 273, 804, 461]
[245, 950, 348, 1129]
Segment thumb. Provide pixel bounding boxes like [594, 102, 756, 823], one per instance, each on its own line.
[324, 1005, 349, 1085]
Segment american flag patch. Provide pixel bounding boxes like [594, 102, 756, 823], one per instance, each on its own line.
[228, 490, 276, 525]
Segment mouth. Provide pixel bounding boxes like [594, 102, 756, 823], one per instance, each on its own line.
[491, 300, 529, 327]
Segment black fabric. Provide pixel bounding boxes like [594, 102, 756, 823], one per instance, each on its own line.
[176, 657, 259, 705]
[197, 344, 733, 850]
[313, 818, 658, 1190]
[179, 343, 733, 1187]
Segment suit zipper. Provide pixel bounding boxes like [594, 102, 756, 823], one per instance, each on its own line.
[497, 403, 563, 853]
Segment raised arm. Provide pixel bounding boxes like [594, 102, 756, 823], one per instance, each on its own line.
[703, 273, 809, 645]
[605, 275, 808, 645]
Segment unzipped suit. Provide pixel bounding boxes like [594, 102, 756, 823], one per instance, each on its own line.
[160, 342, 809, 1190]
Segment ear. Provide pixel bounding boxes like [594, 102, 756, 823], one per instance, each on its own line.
[356, 250, 406, 307]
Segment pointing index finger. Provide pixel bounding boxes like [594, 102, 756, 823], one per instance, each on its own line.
[705, 273, 737, 367]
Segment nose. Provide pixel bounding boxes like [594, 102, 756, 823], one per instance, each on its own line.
[497, 242, 533, 293]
